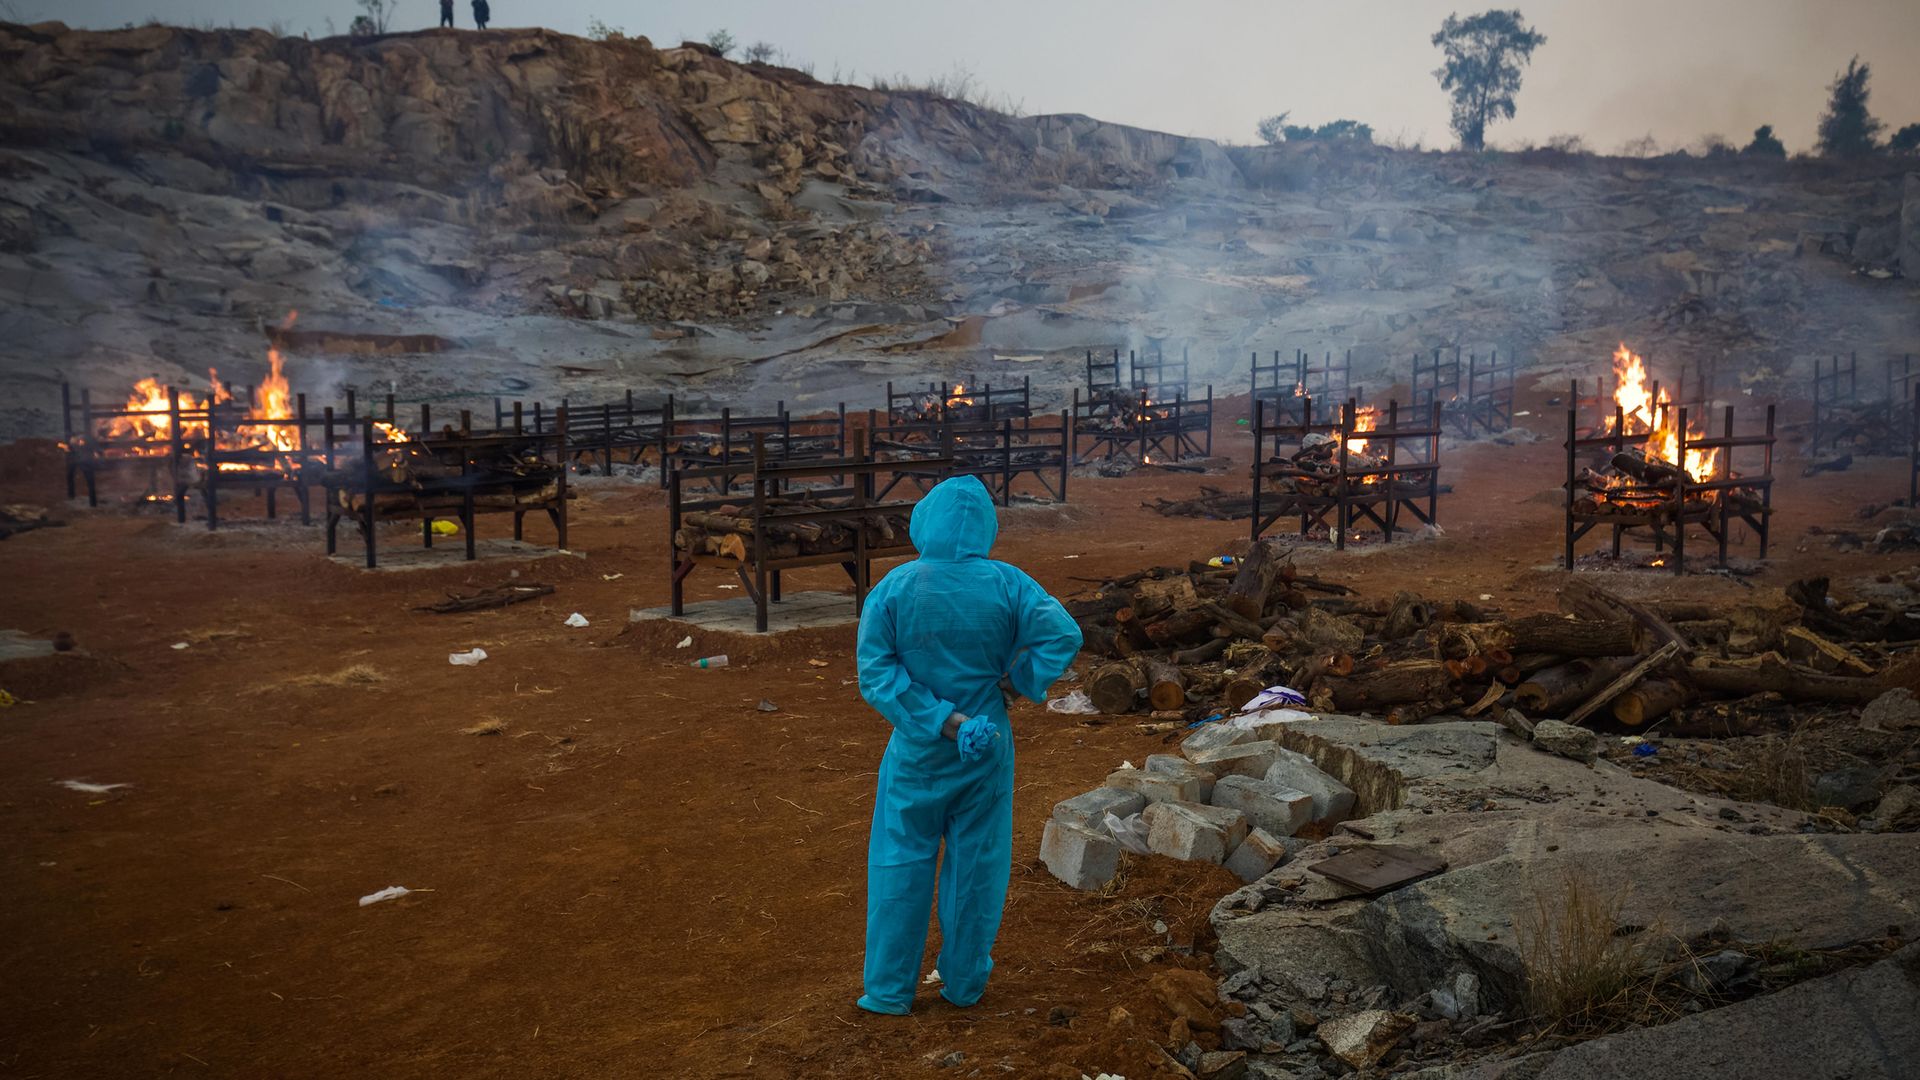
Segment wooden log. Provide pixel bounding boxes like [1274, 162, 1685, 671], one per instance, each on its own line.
[1080, 625, 1121, 660]
[414, 582, 555, 614]
[1564, 641, 1683, 727]
[1559, 578, 1692, 657]
[1610, 678, 1693, 727]
[1436, 615, 1636, 660]
[1224, 538, 1290, 620]
[1132, 575, 1199, 619]
[1683, 652, 1887, 705]
[1222, 658, 1281, 711]
[1513, 656, 1635, 714]
[1382, 591, 1434, 641]
[1171, 637, 1230, 665]
[1087, 661, 1147, 714]
[1143, 658, 1187, 711]
[1143, 608, 1217, 646]
[1199, 600, 1268, 642]
[1781, 626, 1875, 676]
[1322, 659, 1452, 712]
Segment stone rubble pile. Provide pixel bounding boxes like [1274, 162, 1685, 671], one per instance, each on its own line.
[1040, 718, 1354, 891]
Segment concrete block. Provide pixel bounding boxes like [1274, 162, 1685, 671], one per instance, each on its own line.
[1263, 748, 1357, 823]
[1224, 828, 1290, 883]
[1143, 801, 1249, 863]
[1040, 818, 1121, 890]
[1051, 786, 1148, 831]
[1107, 767, 1205, 805]
[1210, 774, 1314, 837]
[1192, 739, 1283, 779]
[1181, 720, 1254, 761]
[1146, 753, 1217, 802]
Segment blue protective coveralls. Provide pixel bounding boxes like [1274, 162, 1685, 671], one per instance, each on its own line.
[856, 476, 1082, 1014]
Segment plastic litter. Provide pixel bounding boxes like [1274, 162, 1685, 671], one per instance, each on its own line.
[358, 885, 412, 907]
[923, 968, 943, 985]
[0, 689, 15, 709]
[1045, 689, 1099, 715]
[1632, 743, 1659, 757]
[691, 654, 729, 669]
[1104, 812, 1152, 855]
[448, 648, 488, 666]
[757, 699, 778, 712]
[56, 780, 130, 794]
[1240, 685, 1307, 712]
[430, 520, 460, 536]
[1206, 555, 1236, 568]
[563, 612, 589, 628]
[675, 636, 693, 649]
[171, 642, 190, 650]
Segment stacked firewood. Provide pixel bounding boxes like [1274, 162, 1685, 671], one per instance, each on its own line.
[327, 437, 562, 510]
[1068, 542, 1914, 734]
[1143, 485, 1255, 520]
[1571, 447, 1765, 519]
[674, 501, 911, 562]
[1262, 434, 1405, 498]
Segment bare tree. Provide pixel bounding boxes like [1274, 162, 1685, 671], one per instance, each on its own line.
[1431, 9, 1547, 151]
[704, 29, 736, 57]
[355, 0, 395, 35]
[744, 41, 779, 64]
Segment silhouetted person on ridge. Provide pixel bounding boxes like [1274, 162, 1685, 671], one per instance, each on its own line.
[471, 0, 489, 29]
[439, 0, 454, 27]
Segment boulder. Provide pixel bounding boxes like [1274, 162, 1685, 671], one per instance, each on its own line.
[1316, 1009, 1415, 1068]
[1862, 688, 1920, 732]
[1530, 719, 1599, 763]
[1263, 748, 1356, 823]
[1210, 775, 1313, 837]
[1147, 753, 1218, 802]
[1144, 801, 1250, 863]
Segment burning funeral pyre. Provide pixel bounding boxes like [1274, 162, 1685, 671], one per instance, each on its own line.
[1565, 345, 1775, 571]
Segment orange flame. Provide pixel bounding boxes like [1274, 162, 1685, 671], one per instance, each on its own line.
[1344, 406, 1378, 455]
[1611, 344, 1716, 483]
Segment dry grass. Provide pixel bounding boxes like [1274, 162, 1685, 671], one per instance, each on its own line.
[279, 665, 385, 690]
[1518, 871, 1661, 1036]
[460, 717, 508, 736]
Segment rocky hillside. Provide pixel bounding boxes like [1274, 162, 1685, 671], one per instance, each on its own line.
[1, 20, 1916, 436]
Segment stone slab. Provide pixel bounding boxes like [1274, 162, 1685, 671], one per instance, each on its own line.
[627, 589, 858, 634]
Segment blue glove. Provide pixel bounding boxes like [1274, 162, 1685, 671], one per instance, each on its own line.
[956, 716, 1000, 761]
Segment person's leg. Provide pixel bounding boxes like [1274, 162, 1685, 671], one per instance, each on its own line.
[933, 747, 1014, 1007]
[859, 748, 945, 1014]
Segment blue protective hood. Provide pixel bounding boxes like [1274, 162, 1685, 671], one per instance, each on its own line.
[908, 475, 997, 561]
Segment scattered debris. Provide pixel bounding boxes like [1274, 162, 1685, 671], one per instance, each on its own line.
[55, 779, 130, 794]
[563, 612, 589, 628]
[416, 582, 556, 614]
[460, 718, 507, 735]
[358, 886, 413, 907]
[448, 648, 488, 666]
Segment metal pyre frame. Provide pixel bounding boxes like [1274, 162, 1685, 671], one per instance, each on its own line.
[324, 408, 570, 569]
[868, 411, 1072, 504]
[1251, 397, 1443, 550]
[668, 432, 947, 633]
[1562, 400, 1774, 575]
[885, 378, 1032, 426]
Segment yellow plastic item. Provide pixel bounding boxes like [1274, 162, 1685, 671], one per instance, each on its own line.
[431, 520, 461, 536]
[0, 689, 15, 709]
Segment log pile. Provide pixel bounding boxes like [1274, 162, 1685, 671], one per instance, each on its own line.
[1571, 446, 1760, 519]
[673, 500, 911, 561]
[1143, 485, 1255, 520]
[326, 438, 563, 514]
[1261, 434, 1410, 498]
[1068, 544, 1916, 735]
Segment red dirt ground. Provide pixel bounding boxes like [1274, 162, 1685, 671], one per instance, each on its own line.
[0, 388, 1912, 1078]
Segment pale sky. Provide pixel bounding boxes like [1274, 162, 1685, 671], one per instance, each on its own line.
[19, 0, 1920, 153]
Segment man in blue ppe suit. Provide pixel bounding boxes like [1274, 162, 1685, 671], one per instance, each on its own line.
[856, 474, 1082, 1015]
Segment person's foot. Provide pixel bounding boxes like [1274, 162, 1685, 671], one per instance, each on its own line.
[855, 994, 910, 1016]
[938, 988, 979, 1009]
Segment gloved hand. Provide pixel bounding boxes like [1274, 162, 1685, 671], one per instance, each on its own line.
[955, 716, 1000, 761]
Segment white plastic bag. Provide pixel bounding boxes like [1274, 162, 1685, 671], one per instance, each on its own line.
[359, 885, 412, 907]
[448, 648, 488, 666]
[1046, 689, 1098, 715]
[563, 612, 589, 628]
[1239, 685, 1306, 713]
[1104, 812, 1152, 856]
